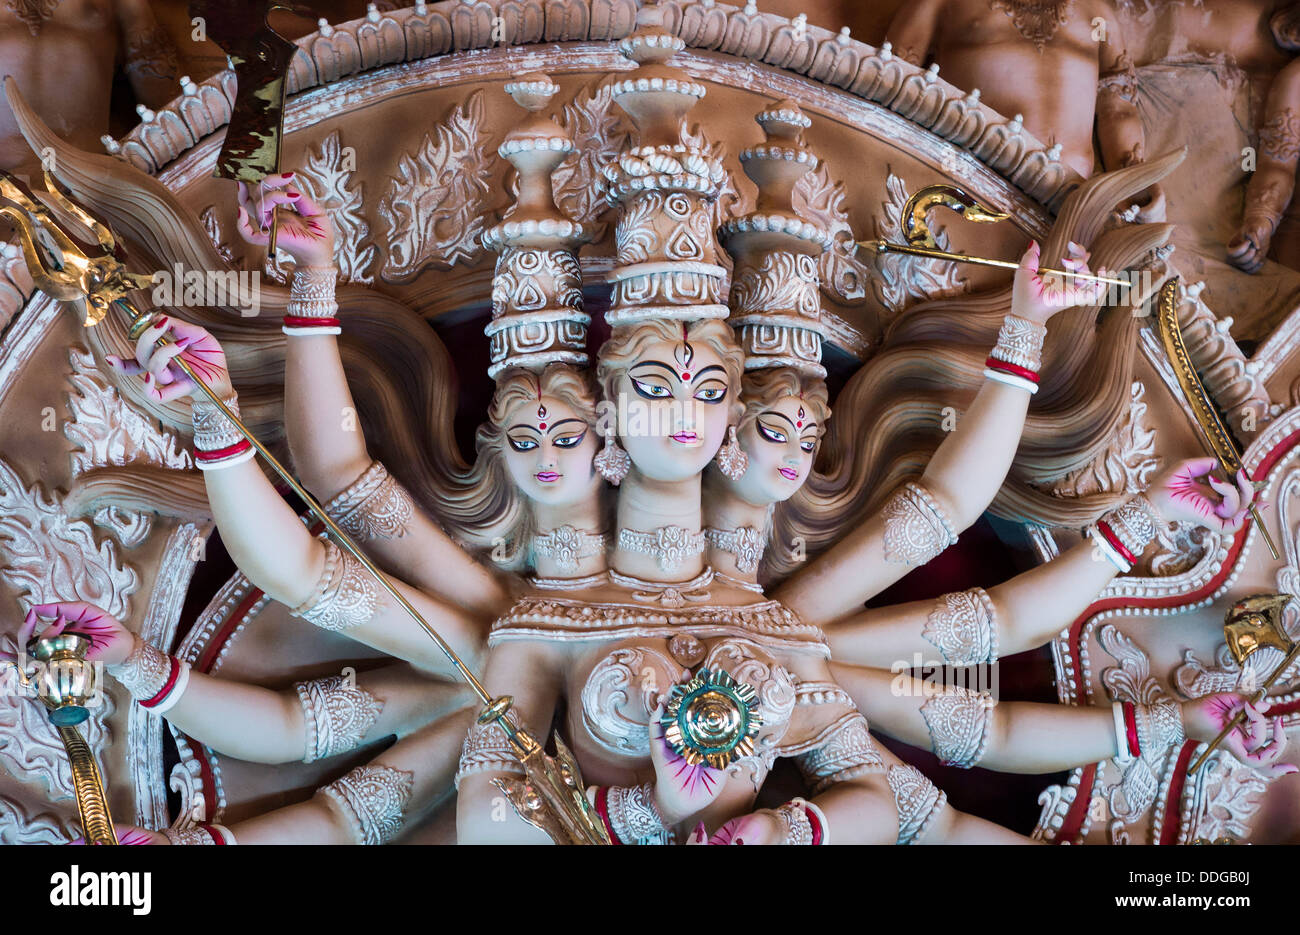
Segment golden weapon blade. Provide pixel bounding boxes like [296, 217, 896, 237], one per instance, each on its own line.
[1154, 279, 1279, 560]
[1189, 593, 1297, 774]
[855, 184, 1130, 287]
[0, 170, 609, 844]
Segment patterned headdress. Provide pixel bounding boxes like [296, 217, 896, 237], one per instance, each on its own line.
[482, 73, 592, 378]
[718, 100, 833, 377]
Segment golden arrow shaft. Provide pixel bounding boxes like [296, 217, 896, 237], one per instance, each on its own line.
[1188, 641, 1300, 774]
[858, 240, 1132, 287]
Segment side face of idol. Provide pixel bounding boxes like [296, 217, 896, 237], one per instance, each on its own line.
[500, 394, 602, 506]
[617, 336, 731, 482]
[727, 393, 819, 506]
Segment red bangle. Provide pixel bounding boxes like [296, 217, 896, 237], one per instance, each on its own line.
[807, 806, 824, 845]
[141, 656, 181, 709]
[1122, 701, 1141, 757]
[593, 786, 621, 845]
[984, 357, 1039, 383]
[1096, 520, 1138, 568]
[283, 315, 342, 328]
[195, 439, 252, 463]
[201, 824, 227, 845]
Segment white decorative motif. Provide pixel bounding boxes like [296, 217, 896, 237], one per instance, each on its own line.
[920, 686, 995, 768]
[581, 646, 684, 754]
[791, 159, 867, 306]
[290, 539, 382, 631]
[881, 481, 958, 566]
[729, 251, 820, 319]
[456, 717, 525, 788]
[922, 588, 999, 666]
[869, 171, 968, 317]
[553, 81, 631, 242]
[295, 674, 385, 763]
[790, 712, 885, 794]
[267, 130, 377, 284]
[324, 461, 416, 542]
[887, 762, 947, 845]
[1098, 625, 1171, 826]
[705, 526, 765, 574]
[704, 638, 797, 766]
[1191, 751, 1270, 843]
[616, 525, 707, 574]
[605, 782, 670, 843]
[378, 90, 495, 281]
[65, 347, 192, 476]
[319, 763, 415, 845]
[531, 525, 605, 574]
[0, 457, 126, 811]
[1049, 382, 1159, 500]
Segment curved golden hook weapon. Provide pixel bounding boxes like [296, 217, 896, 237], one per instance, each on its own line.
[0, 164, 608, 844]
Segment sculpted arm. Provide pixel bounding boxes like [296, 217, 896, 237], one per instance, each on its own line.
[1228, 60, 1300, 273]
[776, 245, 1106, 624]
[825, 461, 1257, 665]
[831, 663, 1296, 780]
[236, 179, 511, 617]
[455, 639, 565, 844]
[115, 0, 180, 110]
[884, 0, 945, 67]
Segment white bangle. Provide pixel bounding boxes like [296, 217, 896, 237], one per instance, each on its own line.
[983, 367, 1039, 394]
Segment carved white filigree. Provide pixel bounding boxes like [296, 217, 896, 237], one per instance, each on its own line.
[791, 158, 866, 306]
[379, 89, 496, 281]
[1192, 750, 1269, 843]
[1048, 381, 1159, 500]
[581, 646, 685, 754]
[679, 119, 746, 267]
[1098, 624, 1171, 828]
[266, 130, 377, 284]
[554, 81, 630, 242]
[0, 457, 126, 806]
[869, 171, 967, 318]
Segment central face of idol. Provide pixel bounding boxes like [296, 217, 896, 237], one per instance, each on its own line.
[730, 394, 819, 506]
[501, 394, 602, 506]
[617, 335, 731, 482]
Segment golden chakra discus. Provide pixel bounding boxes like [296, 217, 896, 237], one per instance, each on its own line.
[660, 668, 762, 769]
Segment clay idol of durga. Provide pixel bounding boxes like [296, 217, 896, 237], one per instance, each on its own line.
[0, 9, 1291, 847]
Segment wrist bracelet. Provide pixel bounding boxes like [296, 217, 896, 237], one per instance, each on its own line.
[776, 798, 827, 845]
[983, 366, 1039, 394]
[109, 640, 190, 713]
[989, 314, 1046, 371]
[192, 392, 254, 470]
[1089, 496, 1159, 573]
[284, 265, 340, 335]
[605, 782, 672, 844]
[163, 823, 235, 845]
[1112, 700, 1184, 761]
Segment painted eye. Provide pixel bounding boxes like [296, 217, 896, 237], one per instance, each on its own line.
[757, 423, 787, 444]
[800, 439, 816, 453]
[507, 436, 538, 452]
[694, 385, 726, 403]
[553, 431, 586, 449]
[631, 378, 672, 399]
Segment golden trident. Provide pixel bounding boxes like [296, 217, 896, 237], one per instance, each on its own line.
[858, 184, 1278, 560]
[0, 168, 609, 845]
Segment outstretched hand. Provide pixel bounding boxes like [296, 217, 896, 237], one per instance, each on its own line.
[696, 809, 785, 845]
[1183, 693, 1297, 778]
[236, 170, 335, 268]
[649, 702, 727, 826]
[1010, 240, 1110, 325]
[106, 316, 232, 403]
[1145, 457, 1259, 533]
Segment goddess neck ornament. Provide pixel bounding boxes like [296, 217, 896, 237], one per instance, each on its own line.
[531, 525, 606, 576]
[611, 467, 707, 581]
[704, 525, 766, 576]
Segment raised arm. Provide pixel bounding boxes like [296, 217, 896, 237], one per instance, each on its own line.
[884, 0, 944, 67]
[1228, 59, 1300, 273]
[776, 244, 1106, 625]
[826, 463, 1256, 665]
[108, 320, 486, 677]
[235, 176, 512, 618]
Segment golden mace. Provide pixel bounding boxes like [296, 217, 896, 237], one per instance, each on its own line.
[0, 168, 608, 845]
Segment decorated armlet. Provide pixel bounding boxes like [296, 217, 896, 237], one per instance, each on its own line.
[881, 481, 958, 567]
[920, 686, 996, 769]
[289, 538, 384, 632]
[983, 314, 1046, 395]
[163, 823, 236, 845]
[295, 674, 384, 764]
[923, 587, 999, 666]
[283, 265, 340, 335]
[887, 763, 948, 845]
[1111, 699, 1185, 762]
[192, 392, 255, 470]
[588, 782, 675, 845]
[108, 640, 190, 715]
[1087, 495, 1160, 573]
[319, 763, 414, 845]
[324, 461, 416, 542]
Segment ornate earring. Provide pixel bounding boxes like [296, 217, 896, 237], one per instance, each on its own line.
[716, 425, 748, 481]
[594, 432, 631, 485]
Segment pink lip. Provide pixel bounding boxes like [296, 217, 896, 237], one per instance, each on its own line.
[779, 467, 800, 481]
[536, 472, 561, 483]
[670, 432, 699, 444]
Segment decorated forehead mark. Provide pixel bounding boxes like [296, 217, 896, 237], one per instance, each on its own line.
[674, 322, 695, 381]
[796, 403, 806, 429]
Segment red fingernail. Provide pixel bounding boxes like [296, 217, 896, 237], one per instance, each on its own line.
[288, 191, 301, 198]
[283, 171, 294, 178]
